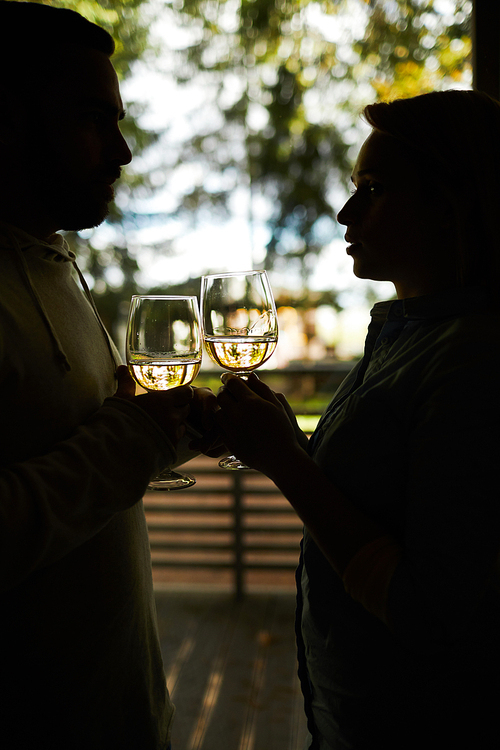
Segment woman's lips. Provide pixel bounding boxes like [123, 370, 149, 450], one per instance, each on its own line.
[346, 242, 362, 255]
[345, 233, 361, 254]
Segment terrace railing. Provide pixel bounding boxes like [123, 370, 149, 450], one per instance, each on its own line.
[144, 455, 303, 599]
[144, 363, 354, 598]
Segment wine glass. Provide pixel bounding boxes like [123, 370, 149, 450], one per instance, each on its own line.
[126, 295, 202, 490]
[200, 270, 278, 470]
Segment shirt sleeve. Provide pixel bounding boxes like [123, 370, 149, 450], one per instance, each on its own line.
[0, 397, 176, 591]
[342, 535, 403, 624]
[326, 316, 500, 650]
[386, 346, 500, 650]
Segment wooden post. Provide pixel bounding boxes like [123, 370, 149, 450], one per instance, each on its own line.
[232, 471, 245, 600]
[472, 0, 500, 99]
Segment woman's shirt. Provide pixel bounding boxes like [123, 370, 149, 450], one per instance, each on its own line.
[297, 287, 500, 749]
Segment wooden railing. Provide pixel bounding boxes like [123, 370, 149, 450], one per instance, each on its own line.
[144, 454, 303, 599]
[144, 363, 354, 598]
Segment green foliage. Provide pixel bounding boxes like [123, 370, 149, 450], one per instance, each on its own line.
[157, 0, 472, 287]
[355, 0, 472, 99]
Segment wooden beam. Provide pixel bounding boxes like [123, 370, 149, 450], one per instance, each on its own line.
[472, 0, 500, 99]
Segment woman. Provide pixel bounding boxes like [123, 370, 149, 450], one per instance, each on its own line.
[216, 90, 500, 748]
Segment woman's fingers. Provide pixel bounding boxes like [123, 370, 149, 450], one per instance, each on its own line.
[219, 372, 282, 406]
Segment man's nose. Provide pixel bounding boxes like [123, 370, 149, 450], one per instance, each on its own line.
[107, 124, 132, 166]
[115, 130, 133, 166]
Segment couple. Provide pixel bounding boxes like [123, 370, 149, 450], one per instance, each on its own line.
[1, 3, 498, 749]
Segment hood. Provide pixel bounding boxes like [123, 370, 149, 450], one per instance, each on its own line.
[0, 220, 118, 374]
[0, 221, 77, 263]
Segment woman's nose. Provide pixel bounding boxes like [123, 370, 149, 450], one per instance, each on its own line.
[337, 194, 355, 226]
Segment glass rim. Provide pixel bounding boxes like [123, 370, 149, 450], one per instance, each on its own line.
[130, 294, 199, 301]
[201, 269, 268, 280]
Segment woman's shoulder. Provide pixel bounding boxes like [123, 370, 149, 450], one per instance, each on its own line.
[409, 286, 498, 361]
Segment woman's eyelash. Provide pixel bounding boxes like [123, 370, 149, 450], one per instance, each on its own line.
[349, 182, 382, 196]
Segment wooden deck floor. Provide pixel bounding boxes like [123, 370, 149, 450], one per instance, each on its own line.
[155, 590, 308, 750]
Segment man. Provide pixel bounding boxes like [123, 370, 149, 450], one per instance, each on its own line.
[0, 3, 214, 747]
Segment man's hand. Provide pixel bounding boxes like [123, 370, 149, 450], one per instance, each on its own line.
[114, 365, 193, 447]
[114, 365, 136, 399]
[186, 387, 227, 458]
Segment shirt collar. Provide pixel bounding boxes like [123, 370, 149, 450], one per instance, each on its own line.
[370, 286, 492, 323]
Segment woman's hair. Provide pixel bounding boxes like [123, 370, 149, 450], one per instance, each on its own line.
[363, 90, 500, 290]
[0, 1, 115, 94]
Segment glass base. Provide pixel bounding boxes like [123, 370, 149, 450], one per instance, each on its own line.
[148, 469, 196, 491]
[218, 455, 249, 470]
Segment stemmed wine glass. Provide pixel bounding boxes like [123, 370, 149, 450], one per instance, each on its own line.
[126, 295, 202, 490]
[200, 270, 278, 470]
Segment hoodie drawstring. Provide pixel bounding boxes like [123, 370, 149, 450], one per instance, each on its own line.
[72, 261, 119, 371]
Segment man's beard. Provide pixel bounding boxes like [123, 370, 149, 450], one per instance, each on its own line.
[44, 179, 113, 233]
[58, 196, 111, 232]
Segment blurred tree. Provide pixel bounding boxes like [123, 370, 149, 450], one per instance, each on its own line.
[153, 0, 471, 287]
[355, 0, 472, 99]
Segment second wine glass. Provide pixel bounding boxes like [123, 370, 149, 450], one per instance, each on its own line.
[126, 295, 202, 490]
[201, 270, 278, 470]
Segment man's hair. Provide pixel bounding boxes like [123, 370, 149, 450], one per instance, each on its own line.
[0, 1, 115, 93]
[364, 90, 500, 290]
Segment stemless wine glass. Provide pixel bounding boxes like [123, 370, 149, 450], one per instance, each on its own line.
[126, 295, 202, 490]
[201, 270, 278, 470]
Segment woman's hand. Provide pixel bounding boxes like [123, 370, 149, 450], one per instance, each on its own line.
[272, 390, 310, 452]
[216, 373, 308, 479]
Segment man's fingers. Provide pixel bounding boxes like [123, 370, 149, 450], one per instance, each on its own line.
[189, 433, 227, 457]
[191, 386, 219, 431]
[153, 385, 194, 406]
[114, 365, 136, 399]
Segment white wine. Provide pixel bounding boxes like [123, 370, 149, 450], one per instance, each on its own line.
[204, 336, 277, 372]
[129, 359, 201, 391]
